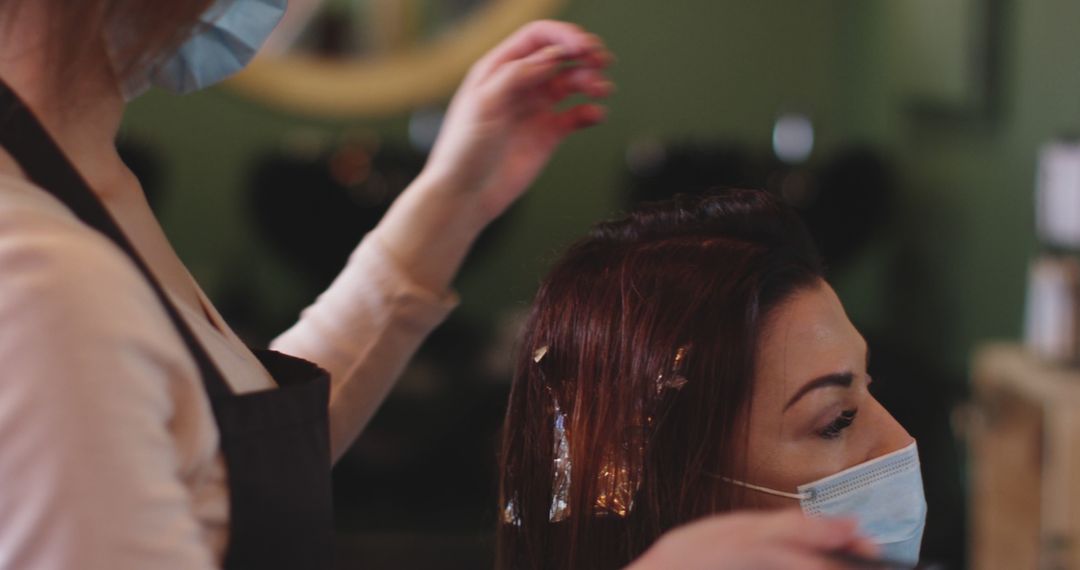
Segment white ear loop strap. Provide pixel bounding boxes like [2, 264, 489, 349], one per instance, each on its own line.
[720, 477, 810, 501]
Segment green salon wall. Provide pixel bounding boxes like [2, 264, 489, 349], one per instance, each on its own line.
[830, 0, 1076, 379]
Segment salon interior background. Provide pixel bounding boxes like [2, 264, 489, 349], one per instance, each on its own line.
[118, 0, 1064, 567]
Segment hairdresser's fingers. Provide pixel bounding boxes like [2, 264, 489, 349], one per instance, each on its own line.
[480, 44, 569, 108]
[480, 49, 613, 114]
[582, 43, 615, 69]
[626, 512, 854, 570]
[840, 533, 881, 561]
[772, 515, 878, 561]
[470, 20, 605, 81]
[550, 103, 607, 137]
[752, 550, 846, 570]
[544, 66, 614, 103]
[763, 512, 865, 553]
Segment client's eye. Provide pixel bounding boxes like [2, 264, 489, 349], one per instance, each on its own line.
[818, 409, 857, 440]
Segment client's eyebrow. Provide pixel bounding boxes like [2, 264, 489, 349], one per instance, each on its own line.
[783, 372, 855, 411]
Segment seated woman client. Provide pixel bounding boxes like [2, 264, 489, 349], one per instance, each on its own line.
[497, 189, 927, 570]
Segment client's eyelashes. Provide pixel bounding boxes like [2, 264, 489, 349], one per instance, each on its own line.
[818, 409, 857, 440]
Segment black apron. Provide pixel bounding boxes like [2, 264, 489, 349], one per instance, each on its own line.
[0, 82, 334, 570]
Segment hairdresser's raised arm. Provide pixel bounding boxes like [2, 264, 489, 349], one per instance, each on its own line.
[374, 20, 613, 293]
[270, 21, 613, 459]
[627, 511, 878, 570]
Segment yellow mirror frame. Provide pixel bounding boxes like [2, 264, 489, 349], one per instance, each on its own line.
[226, 0, 566, 118]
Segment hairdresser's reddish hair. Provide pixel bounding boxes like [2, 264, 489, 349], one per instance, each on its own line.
[497, 189, 824, 570]
[1, 0, 215, 96]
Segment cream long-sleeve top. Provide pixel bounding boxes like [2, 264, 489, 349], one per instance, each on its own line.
[0, 172, 458, 569]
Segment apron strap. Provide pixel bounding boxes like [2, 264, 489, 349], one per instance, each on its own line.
[0, 81, 234, 401]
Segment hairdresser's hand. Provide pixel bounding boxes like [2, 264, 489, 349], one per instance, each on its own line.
[625, 510, 879, 570]
[372, 21, 611, 294]
[418, 19, 614, 225]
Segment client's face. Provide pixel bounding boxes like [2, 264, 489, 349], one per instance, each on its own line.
[737, 279, 912, 509]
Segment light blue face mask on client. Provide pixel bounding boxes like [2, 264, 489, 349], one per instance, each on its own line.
[115, 0, 287, 99]
[727, 441, 927, 564]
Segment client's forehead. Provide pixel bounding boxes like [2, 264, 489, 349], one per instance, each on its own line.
[754, 282, 866, 403]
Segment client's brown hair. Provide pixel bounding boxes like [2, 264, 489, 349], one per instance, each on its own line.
[497, 189, 824, 570]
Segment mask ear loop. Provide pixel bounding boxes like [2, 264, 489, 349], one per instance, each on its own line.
[718, 477, 811, 501]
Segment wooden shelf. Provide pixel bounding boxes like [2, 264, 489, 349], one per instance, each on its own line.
[970, 343, 1080, 569]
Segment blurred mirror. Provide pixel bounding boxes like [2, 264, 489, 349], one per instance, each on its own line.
[227, 0, 567, 117]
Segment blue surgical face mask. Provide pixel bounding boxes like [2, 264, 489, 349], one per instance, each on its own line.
[113, 0, 287, 100]
[727, 442, 927, 564]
